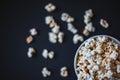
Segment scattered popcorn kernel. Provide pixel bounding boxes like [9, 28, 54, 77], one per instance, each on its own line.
[61, 13, 74, 22]
[51, 25, 60, 34]
[42, 49, 55, 59]
[42, 49, 48, 59]
[48, 32, 57, 43]
[73, 34, 84, 44]
[45, 3, 56, 12]
[85, 22, 95, 32]
[83, 22, 95, 36]
[58, 32, 64, 43]
[26, 35, 33, 44]
[83, 28, 89, 36]
[67, 23, 77, 34]
[61, 13, 69, 21]
[49, 20, 57, 28]
[49, 37, 57, 43]
[45, 16, 53, 25]
[27, 47, 36, 58]
[29, 28, 37, 36]
[41, 67, 51, 77]
[100, 19, 109, 28]
[85, 9, 93, 18]
[84, 9, 93, 24]
[66, 16, 74, 23]
[48, 51, 54, 59]
[84, 15, 91, 24]
[60, 67, 68, 77]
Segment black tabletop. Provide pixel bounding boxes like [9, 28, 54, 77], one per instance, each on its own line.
[1, 0, 120, 80]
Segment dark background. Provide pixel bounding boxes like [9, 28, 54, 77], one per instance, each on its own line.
[1, 0, 120, 80]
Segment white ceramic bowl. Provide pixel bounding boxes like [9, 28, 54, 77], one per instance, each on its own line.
[74, 35, 120, 77]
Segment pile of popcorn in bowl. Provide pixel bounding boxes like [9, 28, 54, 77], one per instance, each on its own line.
[74, 35, 120, 80]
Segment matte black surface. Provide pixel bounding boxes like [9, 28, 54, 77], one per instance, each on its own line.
[1, 0, 120, 80]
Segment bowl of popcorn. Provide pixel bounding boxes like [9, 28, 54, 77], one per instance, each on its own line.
[74, 35, 120, 80]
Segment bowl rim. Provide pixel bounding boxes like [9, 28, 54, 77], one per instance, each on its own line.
[74, 35, 120, 77]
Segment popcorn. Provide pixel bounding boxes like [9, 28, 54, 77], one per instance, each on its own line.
[45, 3, 56, 12]
[97, 36, 108, 43]
[84, 9, 93, 24]
[29, 28, 37, 36]
[96, 55, 102, 65]
[41, 67, 51, 77]
[51, 25, 60, 34]
[89, 70, 94, 76]
[61, 13, 69, 21]
[84, 40, 92, 48]
[110, 51, 118, 60]
[49, 20, 57, 28]
[67, 23, 77, 34]
[42, 49, 55, 59]
[100, 19, 109, 28]
[78, 71, 94, 80]
[42, 49, 48, 59]
[83, 22, 95, 36]
[85, 22, 95, 32]
[60, 67, 68, 77]
[45, 16, 54, 25]
[76, 36, 120, 80]
[105, 62, 111, 70]
[117, 64, 120, 73]
[48, 51, 54, 59]
[26, 35, 33, 44]
[61, 13, 74, 22]
[83, 28, 89, 36]
[85, 9, 93, 18]
[82, 73, 91, 80]
[27, 47, 36, 58]
[58, 32, 64, 43]
[97, 70, 105, 79]
[77, 72, 83, 80]
[87, 65, 92, 70]
[92, 65, 99, 72]
[104, 70, 113, 78]
[66, 16, 74, 23]
[89, 77, 94, 80]
[45, 16, 58, 28]
[84, 15, 90, 24]
[48, 32, 57, 43]
[115, 44, 119, 49]
[84, 52, 92, 59]
[73, 34, 84, 44]
[95, 46, 103, 54]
